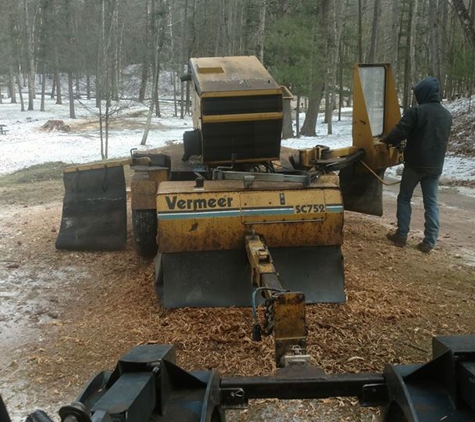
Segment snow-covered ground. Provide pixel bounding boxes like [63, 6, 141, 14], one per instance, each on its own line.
[0, 96, 474, 191]
[0, 98, 189, 174]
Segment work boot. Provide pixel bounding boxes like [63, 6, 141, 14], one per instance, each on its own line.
[386, 231, 407, 247]
[417, 242, 433, 253]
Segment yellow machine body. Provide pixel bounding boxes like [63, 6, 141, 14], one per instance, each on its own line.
[351, 63, 402, 171]
[131, 168, 169, 211]
[183, 56, 284, 165]
[296, 64, 404, 216]
[157, 176, 343, 253]
[155, 175, 346, 308]
[338, 64, 403, 215]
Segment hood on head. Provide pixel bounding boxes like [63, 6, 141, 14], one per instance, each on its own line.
[413, 77, 440, 104]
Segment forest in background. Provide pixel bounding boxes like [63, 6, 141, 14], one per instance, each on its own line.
[0, 0, 475, 139]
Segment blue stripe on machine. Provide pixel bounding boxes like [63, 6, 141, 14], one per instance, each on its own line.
[241, 207, 294, 216]
[326, 205, 344, 212]
[158, 209, 240, 220]
[158, 206, 295, 220]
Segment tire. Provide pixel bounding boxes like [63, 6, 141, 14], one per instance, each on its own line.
[132, 209, 158, 257]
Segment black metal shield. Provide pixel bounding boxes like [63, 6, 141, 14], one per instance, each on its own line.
[339, 164, 385, 217]
[155, 245, 345, 309]
[55, 166, 127, 251]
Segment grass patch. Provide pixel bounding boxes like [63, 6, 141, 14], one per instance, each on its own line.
[0, 161, 70, 185]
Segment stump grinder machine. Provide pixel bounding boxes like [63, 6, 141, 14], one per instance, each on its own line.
[56, 57, 403, 366]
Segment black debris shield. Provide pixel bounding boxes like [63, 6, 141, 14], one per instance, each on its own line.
[55, 166, 127, 251]
[339, 163, 385, 217]
[155, 245, 345, 308]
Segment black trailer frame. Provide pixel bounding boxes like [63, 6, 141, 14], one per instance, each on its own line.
[7, 335, 475, 422]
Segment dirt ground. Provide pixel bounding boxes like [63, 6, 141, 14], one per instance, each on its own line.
[0, 148, 474, 422]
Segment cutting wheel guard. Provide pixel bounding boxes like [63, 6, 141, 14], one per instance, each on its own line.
[155, 245, 345, 308]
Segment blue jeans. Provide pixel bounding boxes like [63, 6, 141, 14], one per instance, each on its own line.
[396, 166, 440, 248]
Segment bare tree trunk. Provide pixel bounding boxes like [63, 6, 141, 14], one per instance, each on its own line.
[173, 72, 178, 117]
[445, 14, 456, 100]
[324, 76, 331, 131]
[300, 83, 324, 136]
[338, 42, 343, 121]
[402, 0, 418, 111]
[105, 100, 109, 160]
[180, 0, 189, 119]
[99, 0, 106, 158]
[101, 0, 117, 160]
[96, 0, 107, 110]
[439, 0, 449, 95]
[357, 0, 363, 62]
[115, 4, 125, 101]
[155, 0, 168, 117]
[324, 0, 343, 134]
[111, 1, 124, 101]
[139, 64, 149, 103]
[168, 0, 178, 116]
[429, 0, 441, 81]
[142, 0, 168, 144]
[154, 64, 161, 118]
[111, 9, 118, 102]
[410, 0, 419, 95]
[75, 75, 80, 99]
[17, 72, 25, 112]
[256, 0, 266, 62]
[54, 67, 62, 104]
[8, 68, 17, 103]
[40, 67, 46, 111]
[24, 0, 37, 110]
[142, 99, 154, 146]
[368, 0, 381, 63]
[65, 0, 76, 118]
[141, 62, 158, 145]
[282, 88, 294, 139]
[139, 0, 151, 102]
[300, 3, 325, 137]
[217, 0, 229, 55]
[51, 75, 56, 99]
[296, 94, 301, 137]
[87, 74, 91, 100]
[452, 0, 475, 49]
[68, 72, 76, 118]
[390, 0, 399, 76]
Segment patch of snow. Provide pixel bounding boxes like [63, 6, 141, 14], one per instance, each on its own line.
[0, 98, 189, 176]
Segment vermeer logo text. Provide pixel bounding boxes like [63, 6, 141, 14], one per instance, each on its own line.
[165, 195, 234, 211]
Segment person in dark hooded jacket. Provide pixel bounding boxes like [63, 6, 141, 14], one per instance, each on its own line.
[383, 76, 452, 253]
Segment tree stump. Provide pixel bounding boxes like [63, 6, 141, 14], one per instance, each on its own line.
[41, 120, 71, 132]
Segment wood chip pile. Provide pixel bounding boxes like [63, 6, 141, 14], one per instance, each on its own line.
[24, 210, 474, 408]
[4, 187, 473, 421]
